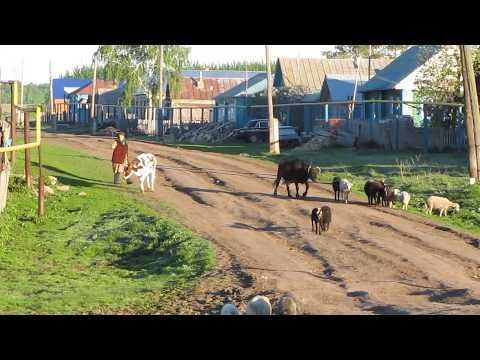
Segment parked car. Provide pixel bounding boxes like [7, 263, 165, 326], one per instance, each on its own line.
[234, 119, 301, 147]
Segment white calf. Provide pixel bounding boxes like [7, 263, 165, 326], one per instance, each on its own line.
[124, 153, 157, 193]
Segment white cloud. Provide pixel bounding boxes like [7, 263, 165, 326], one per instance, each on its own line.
[0, 45, 336, 84]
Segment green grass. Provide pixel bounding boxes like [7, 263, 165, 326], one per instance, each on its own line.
[166, 140, 480, 236]
[0, 143, 214, 314]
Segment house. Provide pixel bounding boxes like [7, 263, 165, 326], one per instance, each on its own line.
[161, 70, 263, 124]
[51, 78, 91, 113]
[301, 74, 367, 132]
[214, 72, 268, 127]
[358, 45, 442, 125]
[273, 57, 391, 91]
[67, 80, 117, 105]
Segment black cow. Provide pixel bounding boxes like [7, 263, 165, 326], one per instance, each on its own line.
[364, 180, 386, 206]
[273, 159, 321, 198]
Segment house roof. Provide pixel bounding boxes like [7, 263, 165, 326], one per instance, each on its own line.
[181, 70, 263, 80]
[52, 78, 91, 100]
[325, 74, 365, 101]
[214, 73, 268, 100]
[97, 81, 127, 105]
[359, 45, 442, 92]
[274, 57, 391, 91]
[172, 77, 244, 101]
[69, 80, 117, 96]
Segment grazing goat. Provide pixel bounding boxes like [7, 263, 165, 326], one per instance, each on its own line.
[311, 206, 332, 234]
[124, 153, 157, 193]
[425, 196, 460, 216]
[220, 303, 240, 315]
[246, 295, 272, 315]
[273, 159, 321, 198]
[396, 191, 411, 210]
[364, 180, 386, 206]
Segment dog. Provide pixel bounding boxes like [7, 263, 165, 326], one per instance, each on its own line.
[124, 153, 157, 193]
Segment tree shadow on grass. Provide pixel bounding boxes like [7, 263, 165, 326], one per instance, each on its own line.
[31, 161, 117, 189]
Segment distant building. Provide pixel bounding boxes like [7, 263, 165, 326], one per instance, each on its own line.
[67, 80, 117, 105]
[51, 78, 91, 113]
[359, 45, 442, 124]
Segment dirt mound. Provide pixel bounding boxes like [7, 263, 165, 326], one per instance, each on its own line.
[98, 126, 119, 137]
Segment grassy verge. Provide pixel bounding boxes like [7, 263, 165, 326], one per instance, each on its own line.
[165, 140, 480, 236]
[0, 142, 214, 314]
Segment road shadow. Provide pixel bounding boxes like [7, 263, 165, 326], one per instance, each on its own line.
[230, 222, 300, 236]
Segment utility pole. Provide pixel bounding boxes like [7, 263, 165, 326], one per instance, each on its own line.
[265, 45, 279, 154]
[10, 81, 17, 168]
[49, 60, 55, 131]
[368, 45, 372, 80]
[91, 52, 98, 135]
[159, 45, 164, 137]
[20, 60, 24, 127]
[459, 45, 480, 182]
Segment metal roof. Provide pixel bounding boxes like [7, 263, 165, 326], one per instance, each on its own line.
[70, 80, 117, 95]
[274, 57, 391, 91]
[181, 70, 263, 79]
[214, 73, 268, 100]
[52, 78, 91, 100]
[97, 81, 127, 105]
[325, 75, 365, 101]
[172, 77, 244, 101]
[359, 45, 442, 92]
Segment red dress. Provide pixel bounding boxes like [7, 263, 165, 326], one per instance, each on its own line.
[112, 141, 128, 165]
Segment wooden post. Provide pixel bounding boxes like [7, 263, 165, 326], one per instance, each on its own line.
[23, 111, 32, 188]
[91, 53, 98, 135]
[459, 45, 479, 182]
[10, 81, 18, 168]
[38, 143, 45, 217]
[265, 45, 279, 154]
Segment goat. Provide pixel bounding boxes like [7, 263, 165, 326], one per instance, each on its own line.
[246, 295, 272, 315]
[424, 196, 460, 216]
[311, 206, 332, 235]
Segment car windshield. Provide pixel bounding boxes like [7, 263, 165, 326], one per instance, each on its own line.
[247, 121, 258, 128]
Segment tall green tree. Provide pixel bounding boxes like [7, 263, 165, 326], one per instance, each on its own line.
[324, 45, 409, 59]
[98, 45, 190, 107]
[60, 64, 114, 80]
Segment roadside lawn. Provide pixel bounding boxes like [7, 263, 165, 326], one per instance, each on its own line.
[165, 141, 480, 236]
[0, 142, 214, 314]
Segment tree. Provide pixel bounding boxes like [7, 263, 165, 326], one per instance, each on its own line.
[415, 45, 480, 103]
[324, 45, 409, 59]
[97, 45, 190, 107]
[187, 60, 275, 72]
[60, 64, 114, 80]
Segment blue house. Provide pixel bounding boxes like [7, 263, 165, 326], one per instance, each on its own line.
[52, 78, 91, 112]
[359, 45, 442, 125]
[214, 72, 268, 127]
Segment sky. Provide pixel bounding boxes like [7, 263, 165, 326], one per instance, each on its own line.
[0, 45, 335, 84]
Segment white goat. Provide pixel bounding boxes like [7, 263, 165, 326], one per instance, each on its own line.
[394, 190, 411, 210]
[425, 195, 460, 216]
[339, 179, 353, 204]
[246, 295, 272, 315]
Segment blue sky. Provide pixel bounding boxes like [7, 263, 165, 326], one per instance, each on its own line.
[0, 45, 335, 84]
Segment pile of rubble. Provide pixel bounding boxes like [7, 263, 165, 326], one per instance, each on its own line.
[291, 129, 333, 152]
[176, 121, 236, 144]
[98, 126, 120, 137]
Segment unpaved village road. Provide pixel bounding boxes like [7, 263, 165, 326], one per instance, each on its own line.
[48, 133, 480, 314]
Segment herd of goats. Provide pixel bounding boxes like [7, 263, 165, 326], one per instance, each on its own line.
[218, 158, 462, 316]
[271, 159, 461, 236]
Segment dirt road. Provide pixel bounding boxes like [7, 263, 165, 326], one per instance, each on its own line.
[47, 133, 480, 314]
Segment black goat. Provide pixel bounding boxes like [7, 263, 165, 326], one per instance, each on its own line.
[311, 206, 332, 235]
[332, 176, 341, 201]
[364, 180, 386, 206]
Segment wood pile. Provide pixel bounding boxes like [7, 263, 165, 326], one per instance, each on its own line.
[176, 122, 236, 144]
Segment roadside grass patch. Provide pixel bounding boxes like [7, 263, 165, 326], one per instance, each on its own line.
[0, 142, 214, 314]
